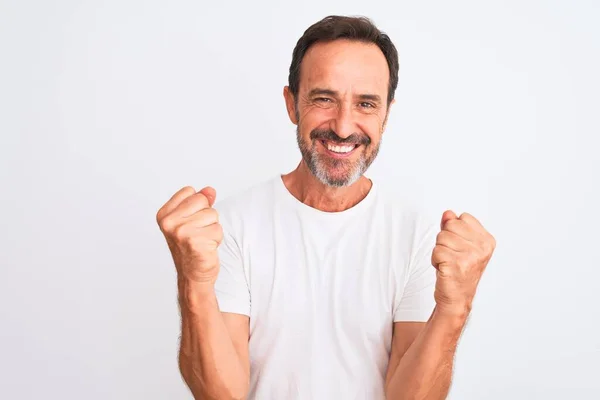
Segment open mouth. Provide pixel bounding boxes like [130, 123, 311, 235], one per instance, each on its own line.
[319, 140, 360, 158]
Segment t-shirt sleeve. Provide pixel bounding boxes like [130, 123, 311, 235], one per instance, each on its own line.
[213, 213, 251, 317]
[393, 220, 438, 322]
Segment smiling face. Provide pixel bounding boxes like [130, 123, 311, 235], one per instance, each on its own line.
[285, 39, 393, 187]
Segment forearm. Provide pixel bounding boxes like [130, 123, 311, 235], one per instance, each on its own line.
[386, 307, 467, 400]
[178, 278, 249, 400]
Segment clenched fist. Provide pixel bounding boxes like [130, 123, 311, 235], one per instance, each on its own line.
[431, 210, 496, 317]
[156, 186, 223, 285]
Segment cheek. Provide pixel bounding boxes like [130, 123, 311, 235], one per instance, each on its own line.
[299, 107, 335, 132]
[361, 114, 385, 143]
[372, 111, 387, 130]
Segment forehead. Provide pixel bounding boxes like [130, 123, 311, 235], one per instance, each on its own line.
[299, 39, 390, 95]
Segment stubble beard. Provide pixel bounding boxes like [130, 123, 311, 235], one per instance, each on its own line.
[296, 126, 381, 188]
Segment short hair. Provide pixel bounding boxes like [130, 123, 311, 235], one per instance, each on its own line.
[288, 15, 399, 105]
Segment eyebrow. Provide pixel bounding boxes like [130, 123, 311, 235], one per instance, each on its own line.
[308, 88, 337, 97]
[357, 93, 381, 103]
[308, 88, 382, 103]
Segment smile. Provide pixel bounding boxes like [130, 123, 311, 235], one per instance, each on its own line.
[320, 140, 360, 158]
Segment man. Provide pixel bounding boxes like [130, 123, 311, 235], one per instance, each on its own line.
[157, 15, 495, 400]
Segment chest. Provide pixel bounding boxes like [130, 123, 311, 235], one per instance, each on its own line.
[243, 215, 411, 345]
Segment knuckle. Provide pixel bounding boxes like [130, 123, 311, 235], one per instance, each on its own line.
[459, 212, 472, 221]
[156, 209, 164, 225]
[489, 234, 497, 250]
[193, 193, 210, 210]
[436, 231, 447, 243]
[159, 217, 175, 233]
[172, 223, 188, 241]
[181, 186, 196, 196]
[438, 231, 455, 246]
[446, 219, 459, 230]
[431, 249, 441, 263]
[213, 223, 224, 243]
[432, 244, 445, 255]
[199, 224, 223, 249]
[207, 207, 219, 223]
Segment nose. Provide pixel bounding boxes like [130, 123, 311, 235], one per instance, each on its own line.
[329, 104, 356, 139]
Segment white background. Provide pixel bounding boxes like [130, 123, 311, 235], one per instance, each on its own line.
[1, 0, 599, 399]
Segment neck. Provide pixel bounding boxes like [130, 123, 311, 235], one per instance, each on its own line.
[281, 160, 372, 212]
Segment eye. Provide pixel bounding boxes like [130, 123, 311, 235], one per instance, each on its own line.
[359, 102, 375, 109]
[315, 97, 332, 103]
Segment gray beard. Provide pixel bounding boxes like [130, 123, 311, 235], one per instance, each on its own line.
[296, 127, 380, 187]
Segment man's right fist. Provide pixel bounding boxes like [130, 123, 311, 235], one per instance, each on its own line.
[156, 186, 223, 285]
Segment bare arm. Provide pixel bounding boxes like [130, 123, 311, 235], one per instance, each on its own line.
[385, 308, 466, 400]
[156, 186, 251, 400]
[178, 278, 250, 400]
[386, 210, 495, 399]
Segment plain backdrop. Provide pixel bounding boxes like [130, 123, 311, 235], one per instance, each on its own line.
[1, 0, 599, 399]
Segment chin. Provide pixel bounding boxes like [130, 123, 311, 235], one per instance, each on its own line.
[314, 166, 364, 188]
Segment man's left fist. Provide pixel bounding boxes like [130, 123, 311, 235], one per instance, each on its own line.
[431, 210, 496, 317]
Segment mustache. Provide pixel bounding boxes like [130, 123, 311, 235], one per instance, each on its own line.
[310, 129, 371, 146]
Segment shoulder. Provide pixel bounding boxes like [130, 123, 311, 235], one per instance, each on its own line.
[213, 175, 280, 228]
[372, 181, 439, 279]
[372, 181, 437, 236]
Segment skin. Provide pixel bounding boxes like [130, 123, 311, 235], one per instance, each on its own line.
[157, 187, 250, 400]
[157, 38, 496, 400]
[282, 39, 391, 212]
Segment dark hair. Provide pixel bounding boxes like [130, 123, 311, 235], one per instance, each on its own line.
[288, 15, 399, 105]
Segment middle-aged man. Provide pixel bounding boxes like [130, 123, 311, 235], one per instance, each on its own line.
[157, 15, 496, 400]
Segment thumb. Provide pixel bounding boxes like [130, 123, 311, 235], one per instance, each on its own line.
[440, 210, 458, 230]
[199, 186, 217, 207]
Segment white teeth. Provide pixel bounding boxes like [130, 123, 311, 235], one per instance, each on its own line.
[327, 143, 354, 153]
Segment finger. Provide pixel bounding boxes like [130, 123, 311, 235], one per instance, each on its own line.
[169, 192, 211, 219]
[185, 207, 219, 227]
[199, 186, 217, 207]
[443, 218, 478, 243]
[203, 222, 224, 245]
[440, 210, 458, 230]
[436, 230, 470, 252]
[172, 221, 223, 247]
[459, 212, 482, 228]
[431, 245, 458, 270]
[182, 223, 224, 248]
[157, 186, 196, 222]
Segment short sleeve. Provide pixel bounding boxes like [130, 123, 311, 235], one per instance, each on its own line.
[393, 221, 437, 322]
[213, 218, 251, 317]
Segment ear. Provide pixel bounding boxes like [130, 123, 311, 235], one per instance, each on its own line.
[283, 86, 298, 125]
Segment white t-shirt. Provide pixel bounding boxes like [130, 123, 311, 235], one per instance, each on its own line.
[213, 175, 438, 400]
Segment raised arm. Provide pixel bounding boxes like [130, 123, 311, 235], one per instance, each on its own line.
[158, 186, 250, 400]
[385, 210, 495, 399]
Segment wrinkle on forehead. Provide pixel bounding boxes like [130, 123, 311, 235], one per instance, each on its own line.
[299, 40, 390, 100]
